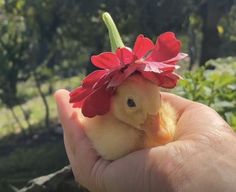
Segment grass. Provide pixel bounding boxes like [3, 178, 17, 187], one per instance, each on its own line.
[0, 74, 84, 138]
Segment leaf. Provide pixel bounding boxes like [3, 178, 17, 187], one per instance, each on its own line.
[210, 73, 236, 88]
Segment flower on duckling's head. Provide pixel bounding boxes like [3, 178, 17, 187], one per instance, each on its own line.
[70, 32, 187, 118]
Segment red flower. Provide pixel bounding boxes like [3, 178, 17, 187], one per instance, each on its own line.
[70, 32, 187, 117]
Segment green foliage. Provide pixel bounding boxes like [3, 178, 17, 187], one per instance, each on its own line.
[175, 57, 236, 130]
[0, 2, 29, 107]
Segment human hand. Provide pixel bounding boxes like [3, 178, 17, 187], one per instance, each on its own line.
[55, 89, 236, 192]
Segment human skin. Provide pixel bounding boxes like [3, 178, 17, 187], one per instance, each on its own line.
[54, 89, 236, 192]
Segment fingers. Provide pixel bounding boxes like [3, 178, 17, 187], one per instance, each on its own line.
[54, 89, 102, 187]
[54, 89, 82, 149]
[161, 92, 232, 142]
[54, 89, 76, 126]
[161, 92, 195, 119]
[54, 89, 80, 166]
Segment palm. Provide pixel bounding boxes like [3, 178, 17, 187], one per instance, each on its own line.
[55, 89, 235, 192]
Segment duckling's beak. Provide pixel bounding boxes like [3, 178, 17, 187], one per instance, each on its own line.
[142, 114, 174, 147]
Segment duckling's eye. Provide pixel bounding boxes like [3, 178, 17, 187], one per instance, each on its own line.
[127, 98, 136, 108]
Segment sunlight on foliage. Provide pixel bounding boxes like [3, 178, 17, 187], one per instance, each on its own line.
[0, 75, 84, 137]
[174, 57, 236, 130]
[0, 0, 4, 7]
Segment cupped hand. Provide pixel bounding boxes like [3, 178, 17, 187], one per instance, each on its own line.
[54, 89, 236, 192]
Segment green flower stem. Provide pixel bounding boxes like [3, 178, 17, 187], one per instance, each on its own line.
[102, 12, 125, 52]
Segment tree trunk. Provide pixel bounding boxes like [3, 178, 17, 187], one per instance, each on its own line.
[200, 0, 233, 65]
[188, 25, 197, 70]
[33, 71, 50, 130]
[9, 107, 25, 134]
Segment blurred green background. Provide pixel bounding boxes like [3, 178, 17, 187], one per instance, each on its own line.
[0, 0, 236, 191]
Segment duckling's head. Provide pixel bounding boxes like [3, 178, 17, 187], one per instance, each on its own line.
[111, 74, 160, 128]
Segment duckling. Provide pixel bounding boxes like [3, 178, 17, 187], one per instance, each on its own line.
[78, 74, 176, 160]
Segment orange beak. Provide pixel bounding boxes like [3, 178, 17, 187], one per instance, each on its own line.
[141, 114, 174, 147]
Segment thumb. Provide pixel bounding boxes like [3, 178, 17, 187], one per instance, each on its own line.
[54, 89, 107, 191]
[161, 92, 194, 120]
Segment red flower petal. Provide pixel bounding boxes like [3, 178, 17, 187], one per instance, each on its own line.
[108, 71, 127, 88]
[116, 47, 134, 65]
[141, 71, 160, 85]
[141, 71, 180, 88]
[157, 73, 180, 88]
[148, 32, 181, 62]
[72, 101, 83, 108]
[137, 61, 178, 73]
[91, 52, 120, 69]
[82, 70, 107, 88]
[82, 86, 112, 117]
[133, 34, 155, 59]
[93, 70, 115, 89]
[124, 65, 138, 79]
[69, 86, 92, 103]
[165, 53, 188, 64]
